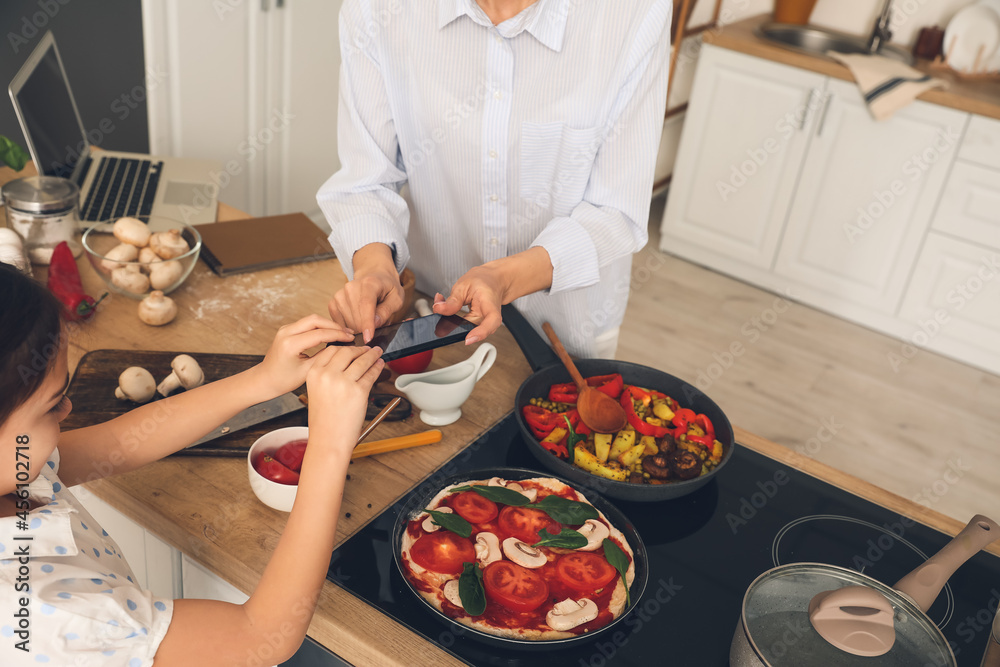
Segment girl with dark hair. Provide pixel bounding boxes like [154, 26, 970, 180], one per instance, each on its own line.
[0, 262, 384, 666]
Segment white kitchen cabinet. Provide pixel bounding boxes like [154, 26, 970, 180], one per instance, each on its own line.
[141, 0, 342, 221]
[932, 161, 1000, 250]
[660, 44, 1000, 375]
[898, 233, 1000, 374]
[774, 78, 967, 314]
[661, 44, 826, 272]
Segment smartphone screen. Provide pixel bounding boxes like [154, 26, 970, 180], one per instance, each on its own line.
[331, 314, 476, 361]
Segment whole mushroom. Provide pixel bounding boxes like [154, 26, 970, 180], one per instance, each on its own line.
[111, 265, 151, 294]
[149, 260, 184, 290]
[137, 290, 177, 326]
[137, 247, 161, 270]
[149, 229, 190, 260]
[112, 217, 151, 247]
[115, 367, 156, 403]
[157, 354, 204, 396]
[100, 243, 139, 273]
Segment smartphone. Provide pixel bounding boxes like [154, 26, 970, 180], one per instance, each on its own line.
[332, 313, 476, 361]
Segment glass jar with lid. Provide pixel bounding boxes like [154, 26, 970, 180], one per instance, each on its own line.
[1, 175, 81, 265]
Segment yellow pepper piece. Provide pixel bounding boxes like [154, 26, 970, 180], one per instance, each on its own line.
[652, 399, 675, 421]
[618, 442, 646, 467]
[594, 432, 613, 462]
[541, 427, 567, 445]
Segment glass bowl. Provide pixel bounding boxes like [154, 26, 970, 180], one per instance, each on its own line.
[82, 215, 202, 300]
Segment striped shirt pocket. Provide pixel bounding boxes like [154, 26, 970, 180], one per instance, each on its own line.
[520, 121, 602, 217]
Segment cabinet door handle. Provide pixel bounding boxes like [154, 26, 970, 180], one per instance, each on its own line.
[277, 0, 284, 6]
[261, 0, 268, 10]
[797, 88, 817, 131]
[815, 93, 833, 137]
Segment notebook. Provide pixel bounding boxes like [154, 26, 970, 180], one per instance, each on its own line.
[195, 213, 336, 276]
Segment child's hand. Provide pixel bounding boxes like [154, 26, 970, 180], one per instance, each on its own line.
[304, 345, 384, 449]
[252, 315, 355, 397]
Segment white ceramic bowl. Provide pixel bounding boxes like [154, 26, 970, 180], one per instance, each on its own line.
[247, 426, 307, 512]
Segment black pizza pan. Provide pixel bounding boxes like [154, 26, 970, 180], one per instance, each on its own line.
[391, 466, 649, 651]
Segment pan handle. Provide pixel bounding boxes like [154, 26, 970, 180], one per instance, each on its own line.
[501, 304, 560, 372]
[893, 514, 1000, 612]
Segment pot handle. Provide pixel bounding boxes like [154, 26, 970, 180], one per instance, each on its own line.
[894, 514, 1000, 612]
[808, 586, 896, 657]
[500, 304, 560, 372]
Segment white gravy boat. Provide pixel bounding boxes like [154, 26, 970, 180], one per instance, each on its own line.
[394, 343, 497, 425]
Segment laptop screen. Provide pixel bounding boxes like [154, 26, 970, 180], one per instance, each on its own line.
[12, 40, 87, 179]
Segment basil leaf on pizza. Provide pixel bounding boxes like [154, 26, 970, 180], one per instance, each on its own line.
[602, 537, 631, 608]
[533, 527, 587, 549]
[532, 495, 599, 524]
[458, 562, 486, 616]
[459, 485, 531, 506]
[423, 508, 472, 537]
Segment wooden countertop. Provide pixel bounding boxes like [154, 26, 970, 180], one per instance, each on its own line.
[2, 164, 996, 665]
[705, 14, 1000, 121]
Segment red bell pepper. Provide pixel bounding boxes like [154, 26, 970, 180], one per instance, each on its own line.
[587, 373, 624, 399]
[687, 414, 716, 448]
[522, 405, 562, 438]
[564, 409, 592, 436]
[47, 241, 106, 321]
[620, 389, 671, 438]
[541, 438, 568, 458]
[548, 382, 578, 403]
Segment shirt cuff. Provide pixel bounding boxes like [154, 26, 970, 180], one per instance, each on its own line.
[530, 217, 601, 294]
[327, 215, 409, 280]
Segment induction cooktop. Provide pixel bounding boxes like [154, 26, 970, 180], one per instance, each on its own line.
[327, 307, 1000, 666]
[328, 414, 1000, 666]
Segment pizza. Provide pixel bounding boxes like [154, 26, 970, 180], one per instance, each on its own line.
[398, 475, 636, 641]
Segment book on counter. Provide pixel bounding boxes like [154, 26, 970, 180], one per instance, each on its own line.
[194, 212, 335, 276]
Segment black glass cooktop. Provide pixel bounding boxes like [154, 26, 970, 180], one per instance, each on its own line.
[328, 414, 1000, 666]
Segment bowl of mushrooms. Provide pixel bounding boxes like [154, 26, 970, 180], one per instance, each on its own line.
[81, 215, 201, 302]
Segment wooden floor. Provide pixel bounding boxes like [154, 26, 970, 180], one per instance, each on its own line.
[617, 193, 1000, 524]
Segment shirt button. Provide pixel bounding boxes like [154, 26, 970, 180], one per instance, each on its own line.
[490, 237, 499, 246]
[494, 34, 502, 44]
[494, 90, 503, 100]
[490, 194, 499, 202]
[489, 150, 497, 159]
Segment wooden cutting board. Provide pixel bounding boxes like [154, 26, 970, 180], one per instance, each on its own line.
[63, 349, 307, 456]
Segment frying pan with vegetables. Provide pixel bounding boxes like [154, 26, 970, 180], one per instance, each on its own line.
[502, 305, 735, 503]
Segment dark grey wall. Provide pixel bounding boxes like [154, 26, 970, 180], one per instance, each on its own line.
[1, 0, 148, 157]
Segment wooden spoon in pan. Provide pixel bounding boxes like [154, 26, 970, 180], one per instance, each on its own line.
[542, 322, 627, 434]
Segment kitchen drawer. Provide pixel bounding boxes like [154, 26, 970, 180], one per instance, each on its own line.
[957, 114, 1000, 170]
[932, 160, 1000, 249]
[898, 232, 1000, 375]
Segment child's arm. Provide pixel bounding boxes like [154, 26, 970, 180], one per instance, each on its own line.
[56, 315, 352, 487]
[153, 344, 383, 666]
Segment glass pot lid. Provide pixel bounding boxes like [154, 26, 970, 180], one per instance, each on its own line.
[1, 176, 80, 213]
[741, 563, 955, 666]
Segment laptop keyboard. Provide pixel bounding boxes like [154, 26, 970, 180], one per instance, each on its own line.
[80, 157, 163, 222]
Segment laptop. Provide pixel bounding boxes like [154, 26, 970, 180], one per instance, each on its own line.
[9, 31, 221, 226]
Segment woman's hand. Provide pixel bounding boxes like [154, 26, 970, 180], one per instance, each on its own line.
[433, 247, 554, 344]
[431, 264, 506, 345]
[304, 345, 384, 448]
[328, 243, 403, 343]
[249, 314, 354, 398]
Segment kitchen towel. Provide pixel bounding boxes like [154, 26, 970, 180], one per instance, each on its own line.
[829, 52, 947, 121]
